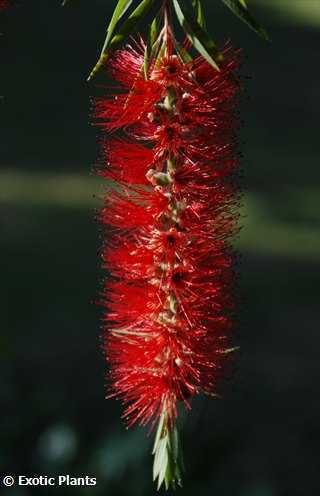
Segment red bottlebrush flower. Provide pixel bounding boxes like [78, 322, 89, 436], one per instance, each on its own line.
[98, 138, 154, 186]
[95, 28, 241, 490]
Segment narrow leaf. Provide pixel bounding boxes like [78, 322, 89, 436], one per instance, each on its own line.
[191, 0, 206, 29]
[221, 0, 269, 40]
[166, 424, 183, 489]
[88, 0, 154, 81]
[108, 0, 154, 50]
[153, 438, 167, 482]
[173, 0, 220, 71]
[164, 456, 174, 491]
[102, 0, 133, 55]
[150, 14, 159, 46]
[144, 15, 160, 78]
[152, 410, 165, 455]
[157, 441, 168, 490]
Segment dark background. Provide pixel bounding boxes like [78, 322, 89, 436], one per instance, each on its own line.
[1, 1, 320, 495]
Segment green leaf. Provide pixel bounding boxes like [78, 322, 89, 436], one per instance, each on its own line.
[164, 457, 174, 491]
[191, 0, 206, 29]
[221, 0, 269, 40]
[173, 0, 220, 71]
[108, 0, 154, 50]
[150, 14, 160, 46]
[87, 0, 154, 81]
[144, 15, 160, 78]
[102, 0, 133, 55]
[152, 414, 184, 491]
[157, 440, 169, 491]
[152, 410, 165, 455]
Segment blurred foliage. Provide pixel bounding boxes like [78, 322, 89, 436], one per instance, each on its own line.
[252, 0, 320, 27]
[1, 169, 320, 260]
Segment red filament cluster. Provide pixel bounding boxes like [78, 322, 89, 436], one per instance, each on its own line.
[95, 42, 240, 428]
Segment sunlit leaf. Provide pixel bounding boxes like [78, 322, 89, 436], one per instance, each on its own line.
[102, 0, 133, 54]
[156, 439, 168, 490]
[173, 0, 220, 71]
[152, 410, 165, 455]
[108, 0, 154, 49]
[153, 438, 167, 482]
[87, 0, 155, 81]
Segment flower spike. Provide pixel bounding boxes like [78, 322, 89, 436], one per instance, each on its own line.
[91, 0, 268, 490]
